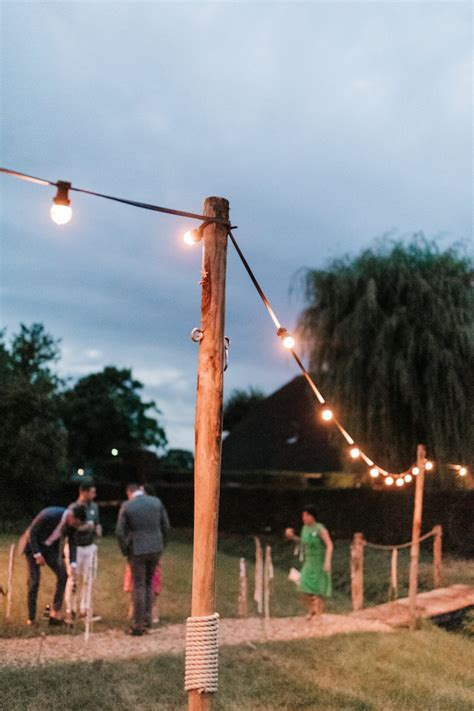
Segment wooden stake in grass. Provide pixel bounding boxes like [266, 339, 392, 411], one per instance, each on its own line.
[389, 547, 398, 601]
[188, 197, 229, 711]
[408, 444, 426, 631]
[254, 537, 263, 615]
[237, 558, 248, 618]
[263, 545, 273, 623]
[351, 532, 364, 611]
[6, 543, 15, 619]
[432, 525, 442, 589]
[84, 549, 97, 642]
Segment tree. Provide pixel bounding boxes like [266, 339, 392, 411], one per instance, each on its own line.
[0, 324, 67, 515]
[61, 366, 167, 475]
[223, 387, 266, 432]
[297, 236, 474, 471]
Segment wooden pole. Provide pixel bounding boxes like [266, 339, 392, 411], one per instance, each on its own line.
[408, 444, 426, 630]
[389, 547, 398, 601]
[6, 544, 15, 619]
[263, 545, 273, 622]
[237, 558, 248, 618]
[254, 537, 263, 615]
[350, 532, 364, 611]
[432, 525, 442, 589]
[188, 197, 229, 711]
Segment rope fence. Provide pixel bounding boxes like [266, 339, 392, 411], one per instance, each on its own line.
[351, 525, 443, 610]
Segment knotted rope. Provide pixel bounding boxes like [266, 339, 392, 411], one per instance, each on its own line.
[184, 613, 219, 694]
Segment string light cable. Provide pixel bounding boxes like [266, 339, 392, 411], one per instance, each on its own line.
[0, 167, 230, 226]
[227, 230, 470, 487]
[1, 166, 469, 486]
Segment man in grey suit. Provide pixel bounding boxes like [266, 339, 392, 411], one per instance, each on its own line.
[116, 483, 171, 635]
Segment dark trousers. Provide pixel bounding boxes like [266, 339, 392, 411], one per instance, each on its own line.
[128, 553, 160, 631]
[25, 546, 68, 621]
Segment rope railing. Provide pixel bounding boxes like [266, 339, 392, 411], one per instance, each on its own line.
[363, 528, 437, 551]
[351, 525, 443, 611]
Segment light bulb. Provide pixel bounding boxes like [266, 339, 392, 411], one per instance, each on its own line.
[425, 461, 433, 471]
[111, 448, 118, 456]
[183, 230, 200, 246]
[459, 467, 467, 476]
[350, 447, 360, 459]
[370, 467, 379, 478]
[396, 478, 404, 487]
[412, 466, 420, 476]
[385, 476, 394, 486]
[321, 408, 333, 422]
[51, 180, 72, 225]
[77, 468, 84, 476]
[404, 473, 413, 483]
[282, 335, 295, 349]
[50, 203, 72, 225]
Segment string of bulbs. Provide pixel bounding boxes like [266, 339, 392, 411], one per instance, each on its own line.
[1, 166, 470, 488]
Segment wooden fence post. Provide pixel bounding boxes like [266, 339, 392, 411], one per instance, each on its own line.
[254, 537, 263, 615]
[6, 544, 15, 619]
[263, 545, 273, 622]
[351, 533, 364, 611]
[432, 525, 442, 589]
[237, 558, 248, 618]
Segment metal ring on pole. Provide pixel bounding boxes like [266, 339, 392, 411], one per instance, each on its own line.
[191, 328, 204, 343]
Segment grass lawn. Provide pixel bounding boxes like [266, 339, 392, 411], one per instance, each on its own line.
[1, 530, 473, 637]
[0, 628, 473, 710]
[1, 531, 473, 710]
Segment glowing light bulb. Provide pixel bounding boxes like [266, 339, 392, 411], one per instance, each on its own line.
[183, 230, 200, 246]
[282, 335, 295, 349]
[77, 468, 84, 476]
[51, 180, 72, 225]
[404, 473, 413, 483]
[321, 408, 333, 422]
[396, 478, 404, 487]
[51, 203, 72, 225]
[385, 476, 394, 486]
[350, 447, 360, 459]
[412, 466, 420, 476]
[459, 467, 467, 476]
[370, 467, 379, 478]
[425, 461, 433, 471]
[111, 448, 118, 456]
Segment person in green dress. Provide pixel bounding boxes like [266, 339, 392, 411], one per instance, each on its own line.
[285, 504, 333, 619]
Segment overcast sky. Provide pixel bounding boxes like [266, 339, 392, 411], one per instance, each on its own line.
[1, 1, 471, 450]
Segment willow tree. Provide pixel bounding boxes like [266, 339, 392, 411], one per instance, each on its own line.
[298, 236, 473, 472]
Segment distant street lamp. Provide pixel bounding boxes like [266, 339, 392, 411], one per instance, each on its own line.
[111, 448, 119, 457]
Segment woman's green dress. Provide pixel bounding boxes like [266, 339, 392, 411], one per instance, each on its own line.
[299, 523, 332, 597]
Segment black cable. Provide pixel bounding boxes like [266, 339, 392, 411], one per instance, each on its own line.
[228, 230, 281, 329]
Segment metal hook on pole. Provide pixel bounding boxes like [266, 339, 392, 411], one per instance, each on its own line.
[224, 337, 230, 371]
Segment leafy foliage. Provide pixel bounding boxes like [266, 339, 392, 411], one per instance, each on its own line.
[223, 386, 266, 432]
[298, 236, 474, 471]
[60, 366, 168, 471]
[0, 324, 67, 515]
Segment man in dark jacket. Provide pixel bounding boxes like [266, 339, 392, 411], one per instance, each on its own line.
[116, 483, 170, 635]
[20, 505, 87, 626]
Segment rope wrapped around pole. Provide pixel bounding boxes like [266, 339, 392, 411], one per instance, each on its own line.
[185, 613, 220, 694]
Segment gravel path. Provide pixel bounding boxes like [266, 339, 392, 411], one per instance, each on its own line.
[0, 615, 392, 667]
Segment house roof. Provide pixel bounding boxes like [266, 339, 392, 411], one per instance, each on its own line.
[222, 375, 341, 472]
